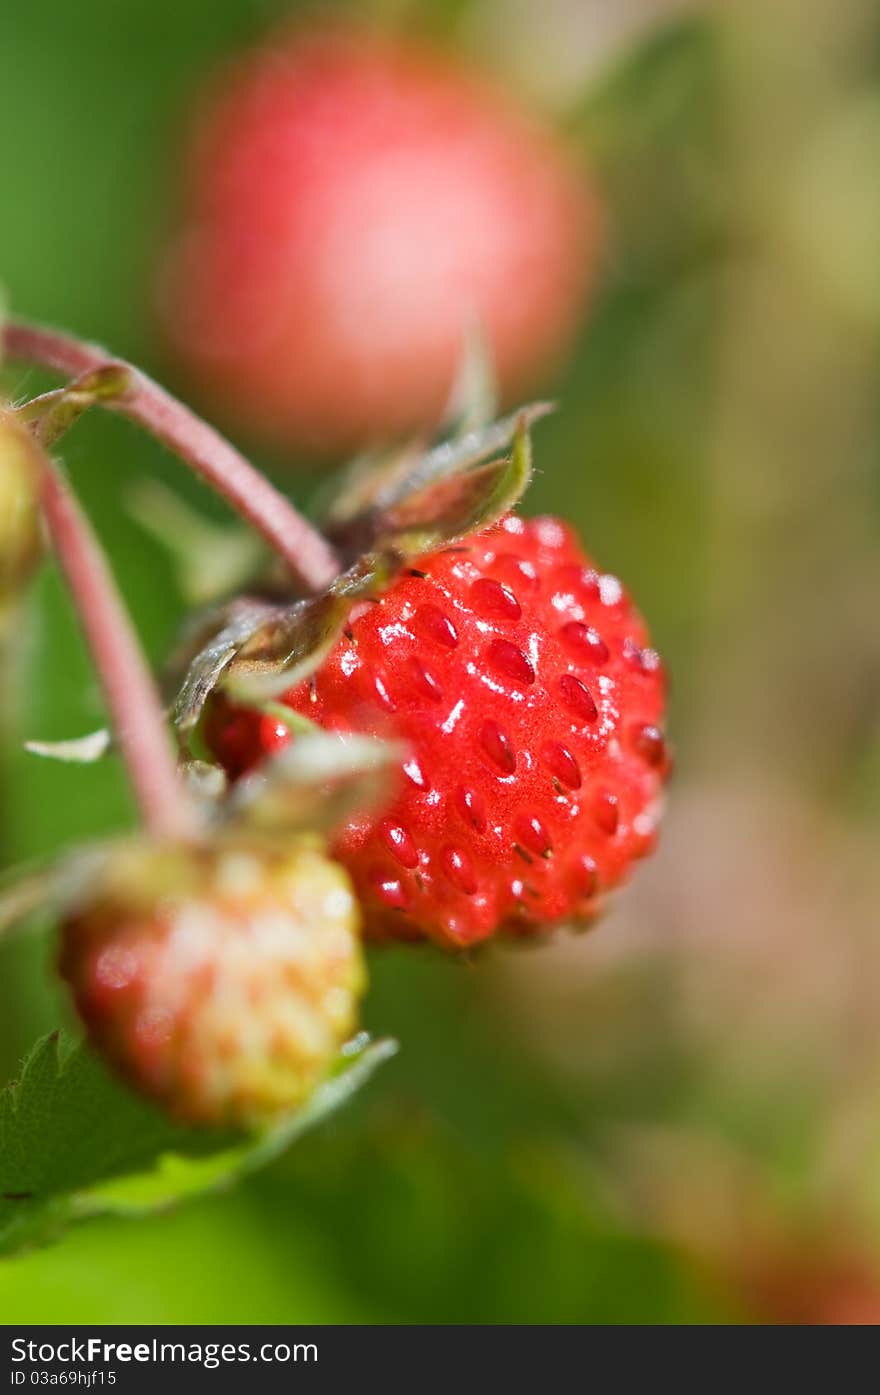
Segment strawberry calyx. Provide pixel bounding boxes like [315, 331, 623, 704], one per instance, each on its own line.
[171, 406, 539, 746]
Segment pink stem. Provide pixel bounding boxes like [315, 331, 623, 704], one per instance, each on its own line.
[39, 458, 195, 841]
[4, 320, 340, 594]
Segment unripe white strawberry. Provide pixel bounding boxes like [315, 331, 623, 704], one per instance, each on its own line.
[59, 837, 364, 1127]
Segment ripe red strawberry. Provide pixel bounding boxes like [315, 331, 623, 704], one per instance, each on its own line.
[159, 27, 600, 454]
[207, 515, 668, 949]
[59, 837, 364, 1125]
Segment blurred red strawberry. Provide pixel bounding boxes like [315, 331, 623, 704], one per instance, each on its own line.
[159, 26, 601, 455]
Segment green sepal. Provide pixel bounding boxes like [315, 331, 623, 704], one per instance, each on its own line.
[183, 552, 394, 714]
[379, 415, 534, 556]
[171, 597, 283, 738]
[16, 363, 131, 447]
[325, 404, 548, 561]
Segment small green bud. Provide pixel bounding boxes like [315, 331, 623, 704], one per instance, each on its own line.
[0, 408, 43, 611]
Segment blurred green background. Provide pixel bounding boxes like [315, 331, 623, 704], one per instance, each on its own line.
[2, 0, 880, 1323]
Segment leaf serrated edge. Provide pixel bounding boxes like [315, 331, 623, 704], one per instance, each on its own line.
[67, 1037, 399, 1221]
[1, 1030, 68, 1117]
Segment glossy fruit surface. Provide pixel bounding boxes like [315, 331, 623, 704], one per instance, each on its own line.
[207, 516, 668, 948]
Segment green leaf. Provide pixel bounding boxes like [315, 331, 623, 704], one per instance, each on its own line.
[0, 1030, 396, 1256]
[0, 1032, 216, 1253]
[82, 1035, 398, 1218]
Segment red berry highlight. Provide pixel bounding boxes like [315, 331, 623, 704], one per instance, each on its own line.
[207, 516, 667, 948]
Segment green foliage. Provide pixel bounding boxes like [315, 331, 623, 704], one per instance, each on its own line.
[4, 0, 871, 1327]
[257, 1114, 738, 1325]
[0, 1030, 395, 1256]
[0, 0, 741, 1321]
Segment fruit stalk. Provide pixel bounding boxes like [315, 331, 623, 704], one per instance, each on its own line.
[3, 320, 340, 593]
[38, 453, 195, 840]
